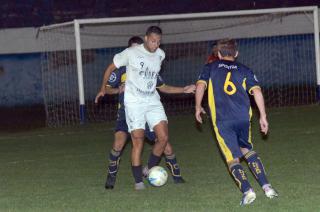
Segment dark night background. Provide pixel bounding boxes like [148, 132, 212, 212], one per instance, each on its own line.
[1, 0, 319, 28]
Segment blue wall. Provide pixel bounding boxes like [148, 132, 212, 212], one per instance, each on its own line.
[0, 53, 43, 107]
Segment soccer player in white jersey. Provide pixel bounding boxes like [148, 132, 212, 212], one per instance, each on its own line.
[96, 36, 193, 189]
[95, 26, 171, 190]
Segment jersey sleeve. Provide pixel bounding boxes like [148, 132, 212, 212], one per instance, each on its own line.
[113, 48, 130, 68]
[106, 69, 121, 88]
[156, 75, 165, 88]
[161, 50, 165, 62]
[245, 68, 261, 95]
[158, 48, 166, 63]
[196, 64, 211, 88]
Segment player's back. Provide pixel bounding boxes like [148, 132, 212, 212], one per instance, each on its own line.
[207, 60, 257, 122]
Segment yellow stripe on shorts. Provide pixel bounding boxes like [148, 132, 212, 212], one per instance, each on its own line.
[208, 79, 233, 162]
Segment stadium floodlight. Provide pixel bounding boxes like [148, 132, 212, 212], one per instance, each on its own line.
[39, 6, 320, 127]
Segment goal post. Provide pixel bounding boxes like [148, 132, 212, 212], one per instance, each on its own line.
[74, 20, 85, 124]
[313, 7, 320, 101]
[39, 6, 320, 127]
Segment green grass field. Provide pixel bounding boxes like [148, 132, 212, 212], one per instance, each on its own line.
[1, 105, 320, 212]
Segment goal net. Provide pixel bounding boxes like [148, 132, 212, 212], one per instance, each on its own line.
[39, 6, 320, 127]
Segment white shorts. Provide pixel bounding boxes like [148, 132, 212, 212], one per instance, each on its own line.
[125, 101, 168, 133]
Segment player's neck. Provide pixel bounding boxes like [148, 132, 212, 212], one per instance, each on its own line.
[220, 56, 235, 62]
[143, 43, 154, 53]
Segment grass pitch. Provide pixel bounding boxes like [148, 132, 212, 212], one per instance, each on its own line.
[1, 105, 320, 211]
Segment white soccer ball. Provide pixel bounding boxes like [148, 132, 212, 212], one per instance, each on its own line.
[147, 166, 168, 187]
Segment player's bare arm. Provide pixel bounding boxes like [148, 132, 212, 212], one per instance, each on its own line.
[158, 84, 196, 94]
[95, 63, 117, 103]
[105, 84, 125, 95]
[195, 82, 206, 124]
[252, 87, 268, 135]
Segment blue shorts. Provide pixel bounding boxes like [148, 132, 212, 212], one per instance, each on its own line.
[145, 125, 156, 142]
[214, 120, 253, 162]
[115, 107, 128, 132]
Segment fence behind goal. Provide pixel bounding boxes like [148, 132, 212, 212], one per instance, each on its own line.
[39, 6, 320, 127]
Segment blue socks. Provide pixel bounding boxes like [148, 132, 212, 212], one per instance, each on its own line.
[245, 151, 269, 187]
[148, 153, 161, 169]
[165, 154, 182, 180]
[108, 149, 121, 177]
[131, 165, 143, 183]
[229, 163, 252, 193]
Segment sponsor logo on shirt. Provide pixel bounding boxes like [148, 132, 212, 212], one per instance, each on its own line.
[147, 81, 154, 89]
[218, 63, 238, 70]
[136, 88, 155, 96]
[139, 67, 158, 79]
[108, 72, 117, 83]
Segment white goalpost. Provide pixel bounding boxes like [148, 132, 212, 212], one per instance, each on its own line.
[39, 6, 320, 127]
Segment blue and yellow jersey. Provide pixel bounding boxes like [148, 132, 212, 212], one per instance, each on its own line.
[106, 67, 165, 116]
[197, 60, 260, 122]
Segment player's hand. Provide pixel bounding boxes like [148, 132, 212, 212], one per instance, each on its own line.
[195, 105, 206, 123]
[95, 91, 105, 104]
[183, 84, 196, 93]
[259, 116, 268, 135]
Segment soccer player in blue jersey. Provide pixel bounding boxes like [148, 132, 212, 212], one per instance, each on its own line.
[96, 36, 194, 189]
[195, 38, 278, 205]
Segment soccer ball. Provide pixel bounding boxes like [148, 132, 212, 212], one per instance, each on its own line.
[147, 166, 168, 187]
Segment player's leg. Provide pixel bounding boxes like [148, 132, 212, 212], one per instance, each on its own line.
[145, 127, 185, 183]
[105, 108, 129, 189]
[215, 120, 255, 205]
[148, 121, 168, 168]
[228, 159, 256, 205]
[162, 142, 185, 183]
[105, 130, 128, 189]
[125, 103, 147, 190]
[146, 103, 168, 169]
[239, 121, 278, 199]
[130, 129, 145, 190]
[242, 149, 278, 198]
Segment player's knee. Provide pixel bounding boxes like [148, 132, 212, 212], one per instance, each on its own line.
[113, 142, 125, 152]
[131, 131, 144, 142]
[240, 147, 250, 155]
[157, 134, 168, 144]
[227, 158, 240, 169]
[131, 139, 144, 148]
[164, 142, 173, 155]
[244, 150, 258, 161]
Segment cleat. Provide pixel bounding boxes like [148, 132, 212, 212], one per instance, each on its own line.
[104, 174, 116, 189]
[142, 166, 149, 178]
[240, 189, 256, 206]
[134, 182, 146, 190]
[264, 186, 278, 199]
[173, 177, 186, 184]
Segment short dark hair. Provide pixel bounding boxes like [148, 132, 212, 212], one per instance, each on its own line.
[146, 26, 162, 36]
[211, 40, 218, 56]
[217, 38, 238, 57]
[128, 36, 143, 47]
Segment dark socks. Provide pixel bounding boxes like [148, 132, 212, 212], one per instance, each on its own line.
[147, 153, 161, 169]
[131, 165, 143, 183]
[165, 154, 182, 180]
[245, 151, 269, 187]
[229, 163, 252, 193]
[108, 149, 121, 177]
